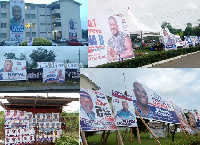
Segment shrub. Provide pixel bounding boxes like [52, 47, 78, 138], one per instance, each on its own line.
[21, 37, 52, 46]
[56, 135, 79, 145]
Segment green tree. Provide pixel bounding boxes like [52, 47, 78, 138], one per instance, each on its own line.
[82, 29, 88, 40]
[29, 47, 57, 68]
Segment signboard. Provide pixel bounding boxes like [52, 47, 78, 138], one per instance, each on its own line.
[184, 36, 199, 46]
[66, 63, 82, 69]
[112, 90, 137, 127]
[27, 37, 33, 46]
[37, 62, 53, 68]
[69, 19, 77, 39]
[53, 62, 64, 68]
[131, 82, 179, 123]
[175, 35, 183, 47]
[88, 15, 134, 67]
[0, 59, 26, 81]
[161, 28, 177, 51]
[172, 103, 196, 134]
[80, 88, 117, 131]
[149, 122, 165, 138]
[43, 68, 65, 83]
[10, 0, 25, 42]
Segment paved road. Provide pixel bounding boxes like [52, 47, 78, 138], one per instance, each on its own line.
[152, 52, 200, 68]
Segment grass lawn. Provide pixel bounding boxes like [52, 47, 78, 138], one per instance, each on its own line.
[87, 131, 190, 145]
[133, 49, 165, 56]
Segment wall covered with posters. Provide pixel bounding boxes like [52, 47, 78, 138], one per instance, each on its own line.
[4, 110, 62, 144]
[88, 15, 134, 67]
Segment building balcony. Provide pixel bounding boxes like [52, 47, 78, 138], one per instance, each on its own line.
[51, 9, 61, 14]
[52, 18, 61, 23]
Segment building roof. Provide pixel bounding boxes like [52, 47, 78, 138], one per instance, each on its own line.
[80, 74, 100, 90]
[0, 95, 79, 108]
[50, 0, 81, 6]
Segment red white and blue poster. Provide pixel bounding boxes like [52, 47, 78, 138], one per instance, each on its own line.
[112, 90, 137, 127]
[80, 88, 117, 131]
[43, 68, 65, 83]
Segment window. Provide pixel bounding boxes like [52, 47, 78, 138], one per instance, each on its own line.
[40, 23, 46, 26]
[1, 13, 7, 18]
[1, 4, 6, 9]
[40, 15, 45, 16]
[1, 23, 6, 28]
[25, 14, 36, 19]
[26, 32, 36, 37]
[25, 23, 36, 28]
[1, 33, 6, 38]
[25, 5, 35, 10]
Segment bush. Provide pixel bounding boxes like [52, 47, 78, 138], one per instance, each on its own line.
[21, 37, 52, 46]
[56, 135, 79, 145]
[96, 46, 200, 68]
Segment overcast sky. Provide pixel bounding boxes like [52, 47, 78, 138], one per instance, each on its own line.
[0, 93, 80, 112]
[89, 0, 200, 30]
[81, 68, 200, 113]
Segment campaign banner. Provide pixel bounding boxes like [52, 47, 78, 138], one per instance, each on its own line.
[88, 15, 134, 67]
[67, 63, 82, 69]
[112, 90, 137, 127]
[175, 35, 183, 47]
[182, 41, 189, 48]
[69, 19, 77, 39]
[0, 59, 26, 81]
[149, 122, 165, 138]
[161, 28, 177, 51]
[184, 36, 199, 46]
[37, 62, 53, 68]
[193, 112, 200, 128]
[131, 82, 179, 123]
[53, 62, 64, 68]
[172, 102, 196, 134]
[27, 37, 33, 46]
[80, 88, 117, 131]
[43, 68, 65, 83]
[10, 0, 25, 42]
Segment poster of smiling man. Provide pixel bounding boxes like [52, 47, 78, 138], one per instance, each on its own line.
[69, 19, 77, 39]
[112, 90, 137, 127]
[10, 0, 25, 42]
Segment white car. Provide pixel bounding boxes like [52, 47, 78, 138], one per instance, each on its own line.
[59, 38, 67, 43]
[47, 38, 58, 46]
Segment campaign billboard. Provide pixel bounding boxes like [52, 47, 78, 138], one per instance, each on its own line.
[43, 68, 65, 83]
[131, 82, 180, 123]
[172, 102, 196, 134]
[112, 90, 137, 127]
[161, 28, 177, 51]
[10, 0, 25, 42]
[184, 36, 199, 46]
[37, 62, 53, 68]
[69, 19, 77, 39]
[88, 15, 134, 67]
[80, 88, 117, 131]
[0, 59, 26, 81]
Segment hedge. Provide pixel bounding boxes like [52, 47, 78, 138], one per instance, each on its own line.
[96, 46, 200, 68]
[21, 37, 52, 46]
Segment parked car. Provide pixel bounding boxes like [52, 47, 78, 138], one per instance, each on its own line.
[56, 38, 67, 43]
[67, 38, 88, 46]
[1, 40, 20, 46]
[47, 38, 58, 46]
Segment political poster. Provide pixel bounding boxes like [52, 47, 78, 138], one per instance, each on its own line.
[149, 122, 165, 138]
[80, 88, 117, 131]
[161, 28, 177, 51]
[66, 63, 82, 69]
[53, 62, 64, 68]
[112, 90, 137, 127]
[69, 19, 77, 39]
[182, 41, 189, 48]
[187, 111, 200, 131]
[172, 102, 196, 134]
[88, 15, 134, 67]
[184, 36, 199, 46]
[27, 37, 33, 46]
[130, 82, 179, 123]
[37, 62, 53, 68]
[193, 111, 200, 128]
[0, 59, 26, 81]
[175, 35, 183, 47]
[43, 68, 65, 83]
[10, 0, 25, 42]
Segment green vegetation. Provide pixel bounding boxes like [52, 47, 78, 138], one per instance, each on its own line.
[21, 37, 52, 46]
[96, 46, 200, 68]
[88, 131, 199, 145]
[56, 135, 79, 145]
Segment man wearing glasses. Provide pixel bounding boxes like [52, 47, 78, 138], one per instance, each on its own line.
[133, 82, 154, 119]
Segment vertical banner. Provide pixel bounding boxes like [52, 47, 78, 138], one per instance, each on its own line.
[112, 90, 137, 127]
[130, 82, 179, 123]
[27, 37, 33, 46]
[149, 122, 165, 138]
[88, 15, 134, 67]
[10, 0, 25, 42]
[69, 19, 77, 39]
[80, 88, 117, 131]
[43, 68, 65, 83]
[161, 28, 177, 51]
[0, 59, 26, 81]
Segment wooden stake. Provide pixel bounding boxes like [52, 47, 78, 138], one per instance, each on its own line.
[101, 131, 106, 143]
[80, 131, 88, 145]
[130, 127, 133, 142]
[104, 130, 111, 145]
[134, 108, 160, 145]
[136, 127, 141, 144]
[115, 130, 124, 145]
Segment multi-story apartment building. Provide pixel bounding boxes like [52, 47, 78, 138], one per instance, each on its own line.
[0, 0, 82, 42]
